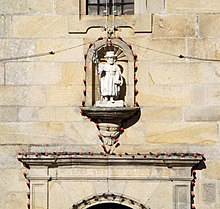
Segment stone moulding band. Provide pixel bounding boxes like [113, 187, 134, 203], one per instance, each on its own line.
[17, 152, 204, 168]
[71, 193, 151, 209]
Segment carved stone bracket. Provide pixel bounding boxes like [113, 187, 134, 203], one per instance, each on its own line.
[81, 107, 140, 153]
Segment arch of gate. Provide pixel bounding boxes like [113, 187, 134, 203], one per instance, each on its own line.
[71, 193, 150, 209]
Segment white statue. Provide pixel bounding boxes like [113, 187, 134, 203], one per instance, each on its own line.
[97, 51, 123, 103]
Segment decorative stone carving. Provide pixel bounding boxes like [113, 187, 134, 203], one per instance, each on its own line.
[17, 152, 205, 209]
[81, 37, 140, 153]
[95, 51, 124, 107]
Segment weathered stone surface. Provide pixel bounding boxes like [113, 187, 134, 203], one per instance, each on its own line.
[5, 193, 27, 209]
[187, 39, 220, 60]
[0, 39, 35, 60]
[28, 0, 54, 14]
[138, 86, 190, 106]
[202, 183, 216, 203]
[0, 15, 6, 37]
[18, 107, 38, 122]
[0, 107, 18, 122]
[199, 14, 220, 38]
[190, 85, 205, 106]
[47, 86, 83, 106]
[0, 0, 28, 14]
[56, 62, 84, 85]
[146, 122, 219, 144]
[35, 39, 84, 62]
[49, 181, 95, 209]
[153, 15, 196, 37]
[0, 86, 46, 106]
[142, 107, 183, 122]
[0, 122, 64, 144]
[69, 14, 152, 33]
[38, 107, 82, 122]
[129, 38, 185, 61]
[148, 62, 204, 84]
[206, 85, 220, 105]
[185, 106, 220, 122]
[203, 160, 220, 180]
[147, 0, 165, 13]
[120, 122, 147, 145]
[0, 168, 27, 192]
[13, 16, 68, 38]
[5, 62, 62, 85]
[64, 122, 99, 144]
[166, 0, 220, 13]
[56, 0, 79, 14]
[0, 63, 4, 84]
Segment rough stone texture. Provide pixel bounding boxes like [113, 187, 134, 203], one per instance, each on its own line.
[64, 121, 99, 144]
[28, 0, 54, 14]
[201, 183, 216, 203]
[38, 107, 82, 122]
[166, 0, 220, 13]
[0, 39, 35, 60]
[206, 85, 220, 105]
[129, 38, 185, 61]
[0, 0, 28, 14]
[0, 122, 64, 144]
[187, 39, 220, 61]
[190, 85, 206, 106]
[199, 14, 220, 38]
[56, 62, 84, 85]
[141, 107, 183, 122]
[148, 62, 204, 84]
[5, 62, 61, 85]
[0, 63, 4, 84]
[0, 86, 46, 106]
[147, 0, 165, 13]
[12, 16, 68, 38]
[0, 107, 18, 122]
[56, 0, 79, 14]
[35, 39, 84, 62]
[18, 107, 38, 122]
[203, 161, 220, 180]
[153, 15, 196, 37]
[146, 122, 219, 145]
[138, 86, 191, 106]
[185, 106, 220, 122]
[47, 86, 83, 106]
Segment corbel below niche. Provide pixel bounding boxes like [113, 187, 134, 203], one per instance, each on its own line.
[81, 37, 140, 153]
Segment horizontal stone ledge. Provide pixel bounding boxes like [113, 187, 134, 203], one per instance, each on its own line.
[28, 176, 193, 181]
[18, 152, 204, 168]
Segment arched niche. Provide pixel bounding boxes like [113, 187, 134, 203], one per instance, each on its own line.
[85, 38, 135, 107]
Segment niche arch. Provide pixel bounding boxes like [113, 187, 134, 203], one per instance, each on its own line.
[84, 38, 135, 107]
[71, 193, 150, 209]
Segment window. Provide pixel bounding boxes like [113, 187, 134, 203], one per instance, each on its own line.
[86, 0, 134, 15]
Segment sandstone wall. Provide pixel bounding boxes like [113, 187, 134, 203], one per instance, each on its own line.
[0, 0, 220, 208]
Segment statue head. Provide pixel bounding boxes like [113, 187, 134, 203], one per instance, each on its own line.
[105, 51, 117, 65]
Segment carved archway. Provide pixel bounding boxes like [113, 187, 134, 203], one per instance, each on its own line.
[72, 193, 150, 209]
[84, 37, 135, 107]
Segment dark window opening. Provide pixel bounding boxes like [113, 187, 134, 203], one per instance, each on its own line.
[87, 203, 133, 209]
[87, 0, 134, 15]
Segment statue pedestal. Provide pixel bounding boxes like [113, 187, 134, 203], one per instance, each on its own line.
[80, 106, 140, 153]
[95, 100, 125, 107]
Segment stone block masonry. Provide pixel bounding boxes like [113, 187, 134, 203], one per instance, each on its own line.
[0, 0, 219, 208]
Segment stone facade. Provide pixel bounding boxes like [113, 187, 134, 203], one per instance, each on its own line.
[0, 0, 220, 209]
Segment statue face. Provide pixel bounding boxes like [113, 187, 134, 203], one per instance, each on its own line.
[107, 57, 115, 65]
